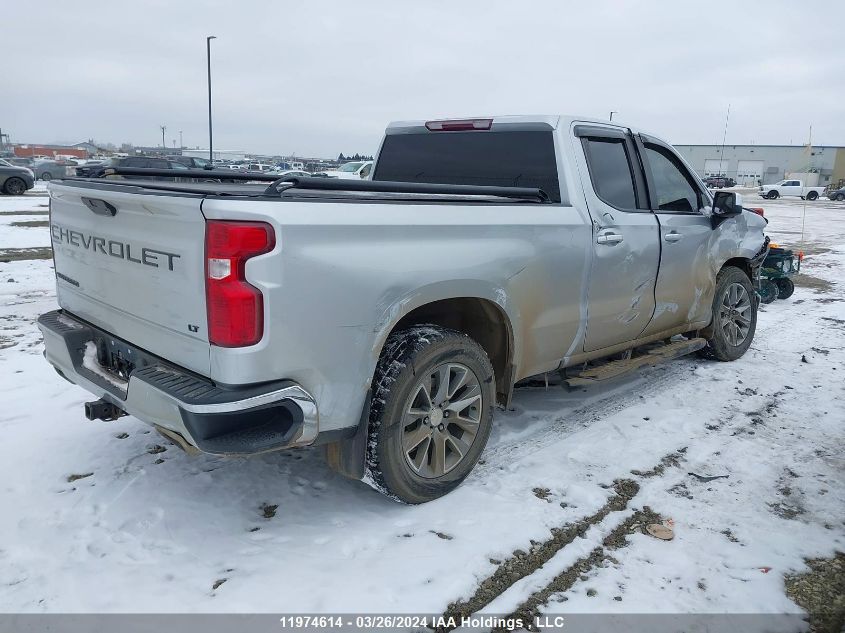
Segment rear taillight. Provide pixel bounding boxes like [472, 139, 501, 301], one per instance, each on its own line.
[425, 118, 492, 131]
[205, 220, 275, 347]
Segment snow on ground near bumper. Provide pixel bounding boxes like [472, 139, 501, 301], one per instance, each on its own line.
[0, 195, 842, 619]
[0, 190, 51, 250]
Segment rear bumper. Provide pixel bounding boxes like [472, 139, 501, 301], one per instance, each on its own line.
[37, 310, 319, 455]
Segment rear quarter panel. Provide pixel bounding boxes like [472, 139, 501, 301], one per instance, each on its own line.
[200, 197, 592, 433]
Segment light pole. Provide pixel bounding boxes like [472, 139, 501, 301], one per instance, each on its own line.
[609, 111, 618, 121]
[179, 130, 183, 150]
[160, 125, 166, 149]
[207, 35, 217, 162]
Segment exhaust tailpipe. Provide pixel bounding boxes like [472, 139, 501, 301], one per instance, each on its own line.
[84, 399, 126, 421]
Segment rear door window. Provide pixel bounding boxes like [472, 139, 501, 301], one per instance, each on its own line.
[373, 130, 561, 202]
[581, 138, 638, 210]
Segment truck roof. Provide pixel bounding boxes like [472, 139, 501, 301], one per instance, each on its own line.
[385, 114, 629, 134]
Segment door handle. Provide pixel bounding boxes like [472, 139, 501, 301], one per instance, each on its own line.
[664, 231, 683, 243]
[596, 231, 624, 245]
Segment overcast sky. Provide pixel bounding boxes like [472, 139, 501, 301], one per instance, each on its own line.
[3, 0, 843, 157]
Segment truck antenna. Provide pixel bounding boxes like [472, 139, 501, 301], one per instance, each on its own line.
[719, 104, 730, 179]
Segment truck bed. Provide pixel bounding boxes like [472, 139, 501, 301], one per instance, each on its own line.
[60, 169, 551, 205]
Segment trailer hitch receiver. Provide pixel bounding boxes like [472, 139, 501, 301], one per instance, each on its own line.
[84, 399, 126, 421]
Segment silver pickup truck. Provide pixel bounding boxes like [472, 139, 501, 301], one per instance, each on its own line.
[38, 115, 767, 503]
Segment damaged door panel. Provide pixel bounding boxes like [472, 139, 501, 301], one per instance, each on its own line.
[573, 125, 659, 352]
[636, 136, 715, 336]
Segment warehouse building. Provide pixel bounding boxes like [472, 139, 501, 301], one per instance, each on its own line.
[674, 144, 845, 188]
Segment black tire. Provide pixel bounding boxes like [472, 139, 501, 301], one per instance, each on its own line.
[759, 279, 779, 304]
[3, 177, 26, 196]
[699, 266, 758, 361]
[806, 191, 818, 201]
[767, 191, 779, 199]
[775, 277, 795, 299]
[835, 193, 845, 202]
[40, 172, 52, 181]
[365, 325, 495, 504]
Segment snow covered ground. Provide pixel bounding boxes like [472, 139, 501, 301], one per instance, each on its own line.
[0, 186, 842, 630]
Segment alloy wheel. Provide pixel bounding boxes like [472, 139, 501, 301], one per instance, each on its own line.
[720, 282, 752, 346]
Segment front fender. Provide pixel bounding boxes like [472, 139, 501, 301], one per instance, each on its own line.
[712, 210, 768, 271]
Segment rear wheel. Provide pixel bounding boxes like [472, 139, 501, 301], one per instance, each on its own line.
[365, 325, 495, 504]
[3, 177, 26, 195]
[835, 193, 845, 202]
[767, 191, 779, 199]
[40, 172, 52, 181]
[775, 277, 795, 299]
[759, 279, 779, 304]
[806, 191, 818, 201]
[700, 266, 757, 361]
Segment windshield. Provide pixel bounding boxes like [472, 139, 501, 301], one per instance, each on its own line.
[373, 130, 561, 201]
[0, 159, 11, 167]
[338, 162, 364, 172]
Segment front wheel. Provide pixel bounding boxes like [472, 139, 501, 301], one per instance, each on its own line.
[365, 325, 495, 504]
[835, 193, 845, 202]
[700, 267, 758, 361]
[767, 191, 779, 199]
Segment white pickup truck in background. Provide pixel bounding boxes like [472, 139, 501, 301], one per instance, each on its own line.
[759, 179, 825, 200]
[319, 160, 373, 179]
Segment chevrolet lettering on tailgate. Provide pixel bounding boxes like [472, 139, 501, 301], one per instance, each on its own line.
[51, 223, 181, 271]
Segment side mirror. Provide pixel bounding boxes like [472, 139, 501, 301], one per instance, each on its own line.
[712, 191, 742, 217]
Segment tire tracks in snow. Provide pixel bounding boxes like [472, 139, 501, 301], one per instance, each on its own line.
[434, 479, 641, 632]
[433, 447, 688, 632]
[491, 506, 663, 633]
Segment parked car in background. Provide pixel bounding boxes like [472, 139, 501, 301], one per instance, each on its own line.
[245, 163, 276, 173]
[271, 169, 312, 179]
[72, 161, 103, 176]
[33, 159, 78, 181]
[0, 158, 35, 195]
[319, 160, 373, 179]
[74, 156, 192, 181]
[2, 157, 36, 168]
[759, 179, 825, 200]
[703, 176, 736, 188]
[826, 186, 845, 202]
[167, 155, 214, 169]
[75, 156, 186, 177]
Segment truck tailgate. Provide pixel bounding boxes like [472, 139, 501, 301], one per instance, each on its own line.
[48, 182, 211, 375]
